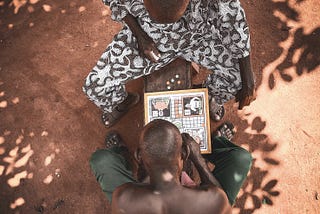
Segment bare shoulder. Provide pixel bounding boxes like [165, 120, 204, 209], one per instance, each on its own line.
[112, 183, 162, 214]
[181, 185, 232, 214]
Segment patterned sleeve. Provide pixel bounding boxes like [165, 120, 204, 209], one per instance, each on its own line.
[217, 0, 250, 58]
[102, 0, 145, 22]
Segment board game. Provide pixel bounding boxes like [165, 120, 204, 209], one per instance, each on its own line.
[144, 88, 211, 154]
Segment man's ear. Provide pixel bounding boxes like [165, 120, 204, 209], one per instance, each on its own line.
[134, 148, 142, 164]
[181, 143, 190, 161]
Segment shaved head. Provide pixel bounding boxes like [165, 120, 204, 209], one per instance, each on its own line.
[139, 119, 182, 165]
[144, 0, 190, 23]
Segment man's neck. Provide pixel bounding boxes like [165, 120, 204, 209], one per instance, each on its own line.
[148, 167, 181, 190]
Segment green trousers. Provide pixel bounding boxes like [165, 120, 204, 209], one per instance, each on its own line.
[90, 137, 252, 205]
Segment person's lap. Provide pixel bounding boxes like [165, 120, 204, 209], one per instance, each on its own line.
[83, 25, 243, 112]
[90, 136, 251, 205]
[202, 137, 252, 205]
[90, 147, 136, 202]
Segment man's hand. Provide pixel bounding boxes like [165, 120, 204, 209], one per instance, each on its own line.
[181, 133, 201, 161]
[236, 80, 255, 110]
[181, 133, 222, 188]
[123, 13, 161, 63]
[136, 33, 161, 63]
[237, 55, 256, 110]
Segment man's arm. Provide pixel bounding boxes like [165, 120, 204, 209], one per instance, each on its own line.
[181, 133, 222, 188]
[236, 55, 255, 110]
[122, 14, 161, 62]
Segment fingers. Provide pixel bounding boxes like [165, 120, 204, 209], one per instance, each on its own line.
[181, 133, 191, 142]
[235, 91, 240, 103]
[238, 95, 255, 110]
[144, 48, 161, 62]
[237, 87, 256, 110]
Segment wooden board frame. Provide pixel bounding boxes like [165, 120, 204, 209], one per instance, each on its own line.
[144, 88, 211, 154]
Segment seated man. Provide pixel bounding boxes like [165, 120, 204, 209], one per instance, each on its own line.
[83, 0, 255, 127]
[90, 120, 252, 213]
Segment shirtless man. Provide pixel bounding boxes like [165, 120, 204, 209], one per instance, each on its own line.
[90, 120, 252, 213]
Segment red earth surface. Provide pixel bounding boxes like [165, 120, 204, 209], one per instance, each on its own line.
[0, 0, 319, 213]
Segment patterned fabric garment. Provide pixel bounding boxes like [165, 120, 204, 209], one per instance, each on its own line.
[83, 0, 250, 113]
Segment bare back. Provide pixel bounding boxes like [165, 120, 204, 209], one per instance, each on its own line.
[111, 183, 232, 214]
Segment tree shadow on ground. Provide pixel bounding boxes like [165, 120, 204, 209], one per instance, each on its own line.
[230, 0, 319, 213]
[248, 0, 319, 89]
[232, 115, 280, 214]
[269, 27, 320, 89]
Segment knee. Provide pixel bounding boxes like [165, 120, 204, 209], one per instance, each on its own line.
[82, 73, 93, 97]
[90, 149, 116, 171]
[230, 148, 252, 170]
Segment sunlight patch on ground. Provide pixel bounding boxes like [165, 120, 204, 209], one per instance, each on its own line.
[7, 170, 27, 187]
[12, 97, 19, 104]
[102, 7, 111, 16]
[0, 136, 5, 144]
[43, 174, 53, 184]
[16, 134, 24, 145]
[44, 153, 55, 166]
[0, 100, 7, 108]
[10, 0, 27, 14]
[41, 131, 48, 136]
[15, 149, 34, 168]
[0, 165, 4, 175]
[78, 6, 86, 13]
[29, 0, 39, 4]
[10, 197, 25, 209]
[42, 4, 51, 12]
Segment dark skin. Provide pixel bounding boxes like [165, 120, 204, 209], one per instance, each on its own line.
[111, 121, 231, 214]
[122, 0, 255, 109]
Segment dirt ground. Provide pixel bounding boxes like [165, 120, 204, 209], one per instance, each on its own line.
[0, 0, 319, 213]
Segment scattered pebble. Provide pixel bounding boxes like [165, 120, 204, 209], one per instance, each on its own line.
[53, 199, 65, 210]
[55, 169, 61, 178]
[34, 200, 47, 213]
[55, 172, 61, 178]
[34, 205, 44, 213]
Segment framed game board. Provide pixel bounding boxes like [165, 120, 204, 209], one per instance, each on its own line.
[144, 88, 211, 154]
